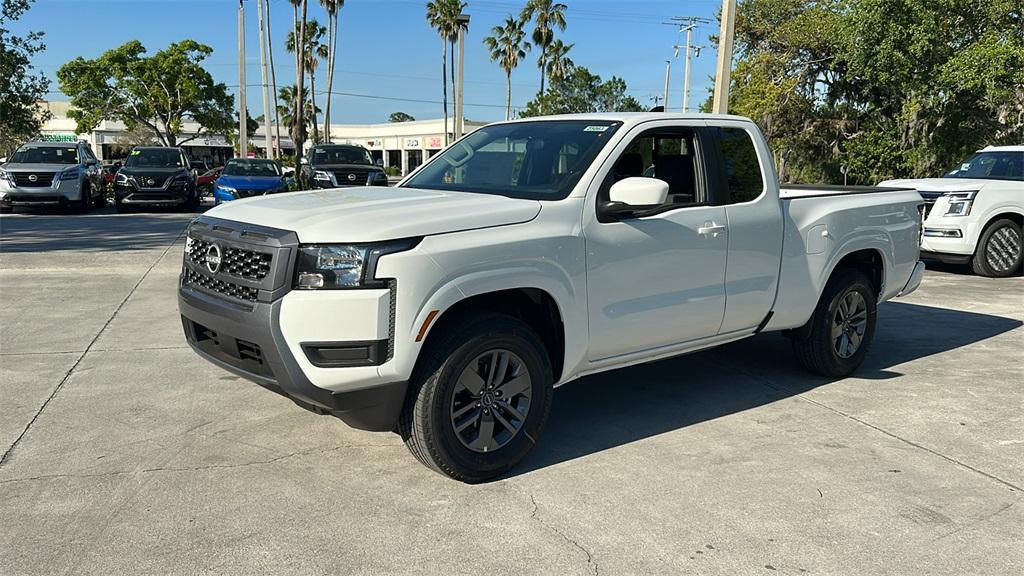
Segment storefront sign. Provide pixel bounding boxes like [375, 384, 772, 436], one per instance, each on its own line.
[428, 137, 443, 148]
[365, 139, 382, 147]
[405, 139, 420, 148]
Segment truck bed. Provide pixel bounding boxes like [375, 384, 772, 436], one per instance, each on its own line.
[780, 184, 916, 199]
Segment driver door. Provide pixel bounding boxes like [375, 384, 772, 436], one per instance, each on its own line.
[583, 122, 728, 361]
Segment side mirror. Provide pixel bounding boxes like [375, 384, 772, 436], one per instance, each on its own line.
[300, 157, 309, 165]
[601, 177, 669, 218]
[375, 158, 384, 167]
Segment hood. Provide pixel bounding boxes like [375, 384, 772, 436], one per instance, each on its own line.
[205, 186, 542, 243]
[312, 163, 382, 172]
[120, 166, 190, 177]
[878, 178, 994, 192]
[217, 174, 285, 190]
[2, 162, 79, 173]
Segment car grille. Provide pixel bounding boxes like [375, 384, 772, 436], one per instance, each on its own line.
[186, 237, 273, 281]
[139, 175, 169, 188]
[182, 268, 259, 302]
[919, 191, 944, 218]
[12, 172, 56, 187]
[235, 189, 266, 198]
[331, 170, 369, 185]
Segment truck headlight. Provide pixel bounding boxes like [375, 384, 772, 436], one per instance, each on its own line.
[295, 239, 420, 289]
[943, 190, 978, 217]
[314, 170, 332, 182]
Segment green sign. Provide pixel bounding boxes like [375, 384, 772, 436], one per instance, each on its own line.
[39, 134, 78, 143]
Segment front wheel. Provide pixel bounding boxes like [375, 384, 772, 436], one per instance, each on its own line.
[76, 183, 92, 213]
[398, 313, 554, 483]
[971, 219, 1022, 278]
[792, 269, 877, 378]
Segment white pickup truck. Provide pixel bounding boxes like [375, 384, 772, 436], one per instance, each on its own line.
[179, 113, 924, 482]
[880, 145, 1023, 277]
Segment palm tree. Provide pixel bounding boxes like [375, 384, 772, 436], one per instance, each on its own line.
[520, 0, 567, 107]
[319, 0, 344, 143]
[484, 17, 530, 121]
[545, 39, 573, 84]
[289, 0, 309, 173]
[446, 1, 468, 125]
[427, 0, 466, 146]
[287, 20, 328, 144]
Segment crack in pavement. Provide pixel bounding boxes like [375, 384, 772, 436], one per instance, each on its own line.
[529, 494, 600, 576]
[0, 226, 189, 469]
[0, 443, 399, 485]
[710, 355, 1024, 493]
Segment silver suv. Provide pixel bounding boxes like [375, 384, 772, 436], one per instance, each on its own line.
[0, 140, 106, 213]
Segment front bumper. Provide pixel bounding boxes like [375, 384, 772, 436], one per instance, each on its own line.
[115, 183, 191, 206]
[177, 217, 407, 431]
[0, 180, 83, 206]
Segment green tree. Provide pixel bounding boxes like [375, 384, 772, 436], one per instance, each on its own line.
[319, 0, 344, 143]
[726, 0, 1023, 184]
[277, 85, 319, 148]
[56, 40, 234, 147]
[484, 16, 531, 121]
[520, 65, 643, 117]
[287, 20, 329, 144]
[388, 111, 416, 122]
[545, 39, 573, 84]
[520, 0, 567, 109]
[0, 0, 50, 155]
[426, 0, 467, 145]
[288, 0, 310, 172]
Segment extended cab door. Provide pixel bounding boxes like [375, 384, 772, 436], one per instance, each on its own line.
[708, 124, 784, 333]
[583, 121, 728, 361]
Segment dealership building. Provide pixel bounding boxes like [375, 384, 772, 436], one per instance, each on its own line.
[33, 101, 487, 175]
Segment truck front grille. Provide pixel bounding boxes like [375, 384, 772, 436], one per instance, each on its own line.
[331, 170, 369, 185]
[12, 172, 56, 187]
[183, 268, 259, 302]
[187, 237, 273, 281]
[919, 191, 944, 218]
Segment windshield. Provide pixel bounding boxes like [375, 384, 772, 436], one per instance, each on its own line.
[402, 120, 621, 200]
[945, 151, 1023, 182]
[312, 146, 373, 166]
[222, 159, 281, 177]
[8, 145, 79, 165]
[125, 148, 185, 168]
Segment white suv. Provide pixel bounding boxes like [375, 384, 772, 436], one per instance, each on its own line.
[880, 145, 1023, 277]
[0, 140, 106, 213]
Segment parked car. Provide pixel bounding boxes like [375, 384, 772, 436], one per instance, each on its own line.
[303, 144, 389, 189]
[0, 140, 106, 213]
[178, 113, 924, 482]
[113, 147, 198, 212]
[102, 163, 121, 190]
[196, 166, 223, 197]
[213, 158, 288, 205]
[880, 145, 1023, 277]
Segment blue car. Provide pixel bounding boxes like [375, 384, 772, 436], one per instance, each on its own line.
[213, 158, 288, 205]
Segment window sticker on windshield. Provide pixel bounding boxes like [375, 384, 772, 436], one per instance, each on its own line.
[131, 150, 141, 155]
[961, 163, 970, 171]
[583, 125, 609, 132]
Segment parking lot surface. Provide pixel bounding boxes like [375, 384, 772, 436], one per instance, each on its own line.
[1, 207, 1022, 575]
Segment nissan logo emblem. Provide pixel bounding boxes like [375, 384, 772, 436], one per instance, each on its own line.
[145, 178, 156, 187]
[28, 174, 38, 182]
[347, 173, 357, 182]
[204, 244, 223, 274]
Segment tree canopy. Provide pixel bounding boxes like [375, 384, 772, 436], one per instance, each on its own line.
[388, 112, 416, 122]
[56, 40, 235, 147]
[0, 0, 50, 155]
[724, 0, 1023, 184]
[520, 65, 644, 117]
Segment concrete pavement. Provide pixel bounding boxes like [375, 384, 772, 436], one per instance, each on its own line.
[1, 207, 1022, 575]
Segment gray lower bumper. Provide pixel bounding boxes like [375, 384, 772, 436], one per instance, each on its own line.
[898, 261, 926, 297]
[178, 284, 406, 431]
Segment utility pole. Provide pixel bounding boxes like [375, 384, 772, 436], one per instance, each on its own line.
[237, 0, 248, 158]
[712, 0, 737, 114]
[454, 13, 470, 140]
[264, 0, 282, 159]
[257, 0, 273, 159]
[662, 60, 671, 111]
[664, 17, 710, 113]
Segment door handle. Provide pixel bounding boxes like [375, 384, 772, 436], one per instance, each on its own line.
[698, 223, 727, 237]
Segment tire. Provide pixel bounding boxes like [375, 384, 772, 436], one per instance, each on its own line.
[114, 197, 129, 214]
[792, 269, 877, 378]
[970, 219, 1022, 278]
[93, 186, 107, 208]
[77, 183, 91, 213]
[398, 313, 554, 483]
[0, 206, 12, 214]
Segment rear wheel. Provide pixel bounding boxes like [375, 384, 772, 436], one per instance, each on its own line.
[398, 313, 553, 483]
[792, 269, 877, 377]
[971, 219, 1022, 278]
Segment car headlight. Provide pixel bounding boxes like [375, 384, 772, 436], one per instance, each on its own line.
[314, 170, 333, 182]
[370, 171, 389, 184]
[115, 172, 133, 185]
[60, 167, 81, 181]
[943, 190, 978, 217]
[216, 184, 237, 197]
[295, 240, 420, 289]
[0, 168, 12, 185]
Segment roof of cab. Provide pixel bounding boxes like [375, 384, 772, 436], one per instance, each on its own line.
[981, 145, 1024, 152]
[489, 112, 755, 127]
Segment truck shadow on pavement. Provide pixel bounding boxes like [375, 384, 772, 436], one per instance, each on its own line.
[0, 209, 202, 252]
[512, 301, 1022, 477]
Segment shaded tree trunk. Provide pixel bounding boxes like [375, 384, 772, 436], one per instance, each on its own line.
[294, 0, 308, 177]
[505, 70, 512, 121]
[323, 12, 336, 144]
[441, 38, 449, 145]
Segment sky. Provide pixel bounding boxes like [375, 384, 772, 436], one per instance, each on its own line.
[14, 0, 726, 125]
